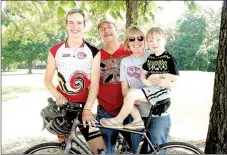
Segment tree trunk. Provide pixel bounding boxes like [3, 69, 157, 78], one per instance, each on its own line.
[7, 64, 10, 71]
[27, 60, 33, 74]
[125, 0, 138, 29]
[205, 1, 227, 153]
[2, 63, 6, 72]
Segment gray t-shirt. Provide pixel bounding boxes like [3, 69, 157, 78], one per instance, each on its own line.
[120, 51, 151, 117]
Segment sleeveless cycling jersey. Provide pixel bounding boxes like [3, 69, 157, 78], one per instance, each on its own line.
[50, 40, 99, 103]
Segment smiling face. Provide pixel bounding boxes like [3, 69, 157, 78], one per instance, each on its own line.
[66, 13, 85, 39]
[124, 26, 145, 57]
[98, 22, 117, 43]
[146, 27, 167, 55]
[128, 35, 145, 57]
[147, 33, 166, 54]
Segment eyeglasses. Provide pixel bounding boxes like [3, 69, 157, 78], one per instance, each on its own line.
[128, 36, 144, 42]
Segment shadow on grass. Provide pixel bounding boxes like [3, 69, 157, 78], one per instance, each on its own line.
[2, 86, 47, 95]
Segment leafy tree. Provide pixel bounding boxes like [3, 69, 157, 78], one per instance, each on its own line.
[2, 1, 64, 73]
[2, 40, 24, 71]
[205, 1, 227, 153]
[166, 12, 206, 70]
[198, 6, 221, 71]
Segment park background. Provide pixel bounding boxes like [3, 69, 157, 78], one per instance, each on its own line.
[1, 1, 223, 154]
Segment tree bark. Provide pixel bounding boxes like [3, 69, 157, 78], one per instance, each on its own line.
[125, 0, 138, 29]
[205, 1, 227, 153]
[27, 60, 33, 74]
[2, 63, 6, 72]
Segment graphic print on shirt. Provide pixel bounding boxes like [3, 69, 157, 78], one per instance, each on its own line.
[127, 66, 145, 89]
[127, 66, 141, 79]
[100, 57, 124, 83]
[52, 42, 97, 95]
[77, 51, 87, 59]
[147, 54, 170, 74]
[58, 71, 90, 94]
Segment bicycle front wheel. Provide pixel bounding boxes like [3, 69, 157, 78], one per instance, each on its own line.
[23, 142, 81, 154]
[151, 142, 204, 154]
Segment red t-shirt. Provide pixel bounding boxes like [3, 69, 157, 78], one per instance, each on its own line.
[97, 44, 132, 116]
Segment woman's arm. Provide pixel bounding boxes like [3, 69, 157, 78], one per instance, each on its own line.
[148, 76, 179, 89]
[141, 70, 153, 87]
[121, 81, 130, 97]
[160, 73, 179, 82]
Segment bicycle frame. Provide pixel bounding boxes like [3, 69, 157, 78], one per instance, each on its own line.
[63, 105, 160, 154]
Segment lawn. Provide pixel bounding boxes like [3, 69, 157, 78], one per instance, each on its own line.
[2, 69, 215, 142]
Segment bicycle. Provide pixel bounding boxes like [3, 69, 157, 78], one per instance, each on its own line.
[24, 98, 204, 154]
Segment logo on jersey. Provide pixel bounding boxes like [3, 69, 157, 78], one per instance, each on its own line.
[77, 52, 87, 59]
[58, 72, 90, 94]
[70, 72, 90, 93]
[127, 66, 141, 78]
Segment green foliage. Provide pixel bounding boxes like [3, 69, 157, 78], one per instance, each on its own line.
[2, 1, 66, 73]
[2, 1, 61, 46]
[184, 1, 201, 12]
[166, 12, 206, 70]
[166, 6, 221, 72]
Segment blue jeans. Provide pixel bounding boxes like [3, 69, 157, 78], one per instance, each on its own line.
[96, 105, 133, 154]
[131, 115, 171, 154]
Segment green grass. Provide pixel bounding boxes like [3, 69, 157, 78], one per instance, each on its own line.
[2, 86, 47, 95]
[2, 96, 18, 102]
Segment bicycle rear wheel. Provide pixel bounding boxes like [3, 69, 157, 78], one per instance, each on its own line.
[151, 142, 204, 154]
[23, 142, 81, 154]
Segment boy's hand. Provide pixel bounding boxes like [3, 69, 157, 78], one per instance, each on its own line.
[147, 74, 161, 80]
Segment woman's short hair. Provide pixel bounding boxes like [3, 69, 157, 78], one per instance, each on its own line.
[123, 26, 145, 51]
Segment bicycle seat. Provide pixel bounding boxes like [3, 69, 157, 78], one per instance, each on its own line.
[155, 98, 170, 106]
[152, 98, 171, 116]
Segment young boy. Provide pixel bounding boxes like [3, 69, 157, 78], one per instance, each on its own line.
[100, 27, 179, 130]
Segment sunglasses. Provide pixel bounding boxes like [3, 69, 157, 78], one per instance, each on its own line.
[128, 36, 144, 42]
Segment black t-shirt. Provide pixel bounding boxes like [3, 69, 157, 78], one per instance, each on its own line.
[142, 51, 179, 77]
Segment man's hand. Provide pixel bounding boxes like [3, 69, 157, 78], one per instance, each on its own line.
[82, 109, 98, 128]
[56, 94, 68, 105]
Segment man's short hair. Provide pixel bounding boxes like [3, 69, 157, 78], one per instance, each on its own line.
[66, 9, 85, 26]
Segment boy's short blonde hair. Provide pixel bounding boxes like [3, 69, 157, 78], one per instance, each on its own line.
[123, 26, 145, 51]
[146, 27, 166, 41]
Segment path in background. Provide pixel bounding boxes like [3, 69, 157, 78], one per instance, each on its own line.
[2, 70, 214, 153]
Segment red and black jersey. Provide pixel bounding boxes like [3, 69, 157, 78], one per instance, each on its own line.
[50, 40, 99, 103]
[97, 44, 132, 116]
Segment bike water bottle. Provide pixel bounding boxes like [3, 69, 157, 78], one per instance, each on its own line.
[97, 148, 106, 154]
